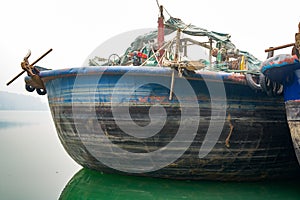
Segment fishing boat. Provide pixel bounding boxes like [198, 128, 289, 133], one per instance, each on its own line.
[7, 6, 300, 181]
[260, 23, 300, 165]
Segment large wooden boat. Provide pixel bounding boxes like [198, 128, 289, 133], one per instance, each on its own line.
[8, 6, 300, 181]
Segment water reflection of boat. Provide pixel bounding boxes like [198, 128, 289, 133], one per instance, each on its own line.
[59, 168, 300, 200]
[8, 4, 300, 181]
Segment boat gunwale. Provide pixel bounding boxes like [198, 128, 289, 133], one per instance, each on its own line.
[39, 65, 248, 86]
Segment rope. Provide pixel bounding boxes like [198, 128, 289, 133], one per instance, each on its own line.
[163, 7, 172, 18]
[155, 0, 172, 18]
[140, 36, 176, 66]
[155, 0, 160, 8]
[151, 45, 161, 67]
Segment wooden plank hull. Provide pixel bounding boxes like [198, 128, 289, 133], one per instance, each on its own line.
[43, 66, 300, 181]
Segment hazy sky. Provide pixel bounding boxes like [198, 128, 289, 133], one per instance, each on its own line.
[0, 0, 299, 101]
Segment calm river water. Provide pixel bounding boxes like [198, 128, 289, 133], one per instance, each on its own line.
[0, 110, 299, 200]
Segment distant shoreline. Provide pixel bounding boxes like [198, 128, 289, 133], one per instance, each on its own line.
[0, 109, 49, 111]
[0, 91, 48, 111]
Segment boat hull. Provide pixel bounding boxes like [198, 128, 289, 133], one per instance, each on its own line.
[43, 66, 300, 181]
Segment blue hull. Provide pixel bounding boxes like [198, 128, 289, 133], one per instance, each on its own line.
[39, 66, 299, 181]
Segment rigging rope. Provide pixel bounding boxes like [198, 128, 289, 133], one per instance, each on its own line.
[155, 0, 172, 18]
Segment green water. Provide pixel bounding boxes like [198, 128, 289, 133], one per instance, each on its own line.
[0, 110, 299, 200]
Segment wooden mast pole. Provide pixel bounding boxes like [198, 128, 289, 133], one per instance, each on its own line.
[157, 5, 164, 65]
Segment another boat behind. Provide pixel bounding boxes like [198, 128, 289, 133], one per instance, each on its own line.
[261, 23, 300, 164]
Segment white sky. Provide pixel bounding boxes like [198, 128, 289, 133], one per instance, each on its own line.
[0, 0, 299, 101]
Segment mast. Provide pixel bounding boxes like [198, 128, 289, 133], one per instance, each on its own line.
[157, 5, 164, 65]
